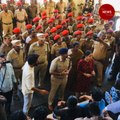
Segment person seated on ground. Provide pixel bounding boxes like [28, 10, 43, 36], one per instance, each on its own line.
[53, 95, 85, 120]
[10, 110, 31, 120]
[103, 100, 120, 120]
[32, 105, 50, 120]
[75, 102, 102, 120]
[79, 87, 106, 115]
[105, 78, 120, 105]
[75, 102, 113, 120]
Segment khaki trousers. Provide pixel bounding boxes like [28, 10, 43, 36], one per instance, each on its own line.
[48, 76, 68, 106]
[35, 61, 48, 86]
[17, 22, 26, 33]
[2, 23, 13, 35]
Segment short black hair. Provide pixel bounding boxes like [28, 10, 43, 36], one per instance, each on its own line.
[33, 106, 48, 120]
[67, 95, 78, 109]
[88, 102, 100, 116]
[91, 87, 103, 101]
[27, 54, 39, 65]
[10, 110, 27, 120]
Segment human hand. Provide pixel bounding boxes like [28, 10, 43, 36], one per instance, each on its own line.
[84, 73, 92, 77]
[58, 101, 66, 107]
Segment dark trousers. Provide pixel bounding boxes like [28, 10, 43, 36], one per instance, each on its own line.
[111, 54, 120, 80]
[0, 90, 13, 114]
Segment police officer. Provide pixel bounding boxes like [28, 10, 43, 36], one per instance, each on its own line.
[28, 33, 50, 87]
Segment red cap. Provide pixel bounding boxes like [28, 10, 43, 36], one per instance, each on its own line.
[77, 16, 83, 20]
[87, 13, 92, 17]
[54, 34, 61, 40]
[2, 4, 7, 8]
[67, 12, 73, 17]
[41, 11, 46, 16]
[36, 25, 42, 30]
[16, 1, 22, 6]
[13, 28, 21, 34]
[42, 16, 47, 20]
[88, 18, 94, 23]
[26, 24, 32, 29]
[62, 30, 69, 36]
[65, 19, 70, 22]
[54, 9, 59, 13]
[50, 17, 55, 21]
[74, 30, 82, 35]
[56, 25, 62, 29]
[33, 17, 40, 23]
[47, 19, 53, 24]
[86, 30, 93, 36]
[50, 27, 57, 33]
[61, 20, 66, 25]
[77, 24, 84, 28]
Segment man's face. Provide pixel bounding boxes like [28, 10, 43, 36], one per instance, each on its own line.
[4, 36, 12, 45]
[14, 46, 21, 52]
[61, 53, 68, 60]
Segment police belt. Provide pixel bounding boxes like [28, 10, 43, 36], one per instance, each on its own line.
[2, 22, 12, 25]
[17, 20, 25, 23]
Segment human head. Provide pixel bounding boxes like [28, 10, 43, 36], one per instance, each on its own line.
[59, 48, 68, 60]
[33, 106, 48, 120]
[11, 40, 21, 53]
[0, 53, 6, 65]
[27, 54, 39, 67]
[91, 87, 103, 101]
[67, 95, 78, 109]
[37, 33, 45, 45]
[84, 50, 93, 61]
[3, 34, 12, 45]
[72, 42, 79, 50]
[88, 102, 100, 116]
[10, 110, 27, 120]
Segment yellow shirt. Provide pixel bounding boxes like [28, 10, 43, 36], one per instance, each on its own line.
[0, 10, 13, 23]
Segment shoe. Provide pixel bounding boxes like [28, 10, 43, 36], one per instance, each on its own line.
[48, 105, 53, 111]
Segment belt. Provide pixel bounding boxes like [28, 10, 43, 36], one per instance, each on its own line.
[17, 20, 25, 23]
[2, 22, 12, 25]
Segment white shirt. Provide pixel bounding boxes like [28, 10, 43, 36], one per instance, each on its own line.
[22, 62, 34, 95]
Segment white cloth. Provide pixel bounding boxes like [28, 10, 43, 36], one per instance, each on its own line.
[23, 93, 33, 115]
[22, 62, 34, 95]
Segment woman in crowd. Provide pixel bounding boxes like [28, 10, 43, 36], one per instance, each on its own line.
[75, 50, 95, 97]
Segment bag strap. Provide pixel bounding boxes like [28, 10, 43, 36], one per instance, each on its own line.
[0, 65, 7, 90]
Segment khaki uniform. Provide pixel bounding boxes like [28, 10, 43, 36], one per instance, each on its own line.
[0, 10, 13, 35]
[80, 39, 94, 53]
[56, 1, 66, 20]
[51, 42, 67, 58]
[40, 6, 49, 18]
[7, 4, 15, 13]
[93, 41, 110, 86]
[28, 41, 50, 86]
[6, 48, 24, 80]
[26, 5, 37, 24]
[14, 9, 28, 33]
[47, 1, 56, 17]
[0, 43, 12, 55]
[48, 56, 71, 106]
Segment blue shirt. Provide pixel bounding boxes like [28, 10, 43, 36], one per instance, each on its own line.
[0, 63, 16, 93]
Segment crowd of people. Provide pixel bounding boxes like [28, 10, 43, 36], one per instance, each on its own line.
[0, 0, 120, 120]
